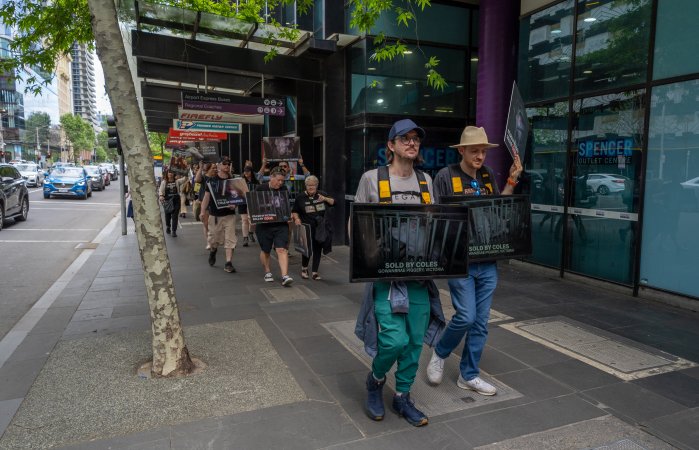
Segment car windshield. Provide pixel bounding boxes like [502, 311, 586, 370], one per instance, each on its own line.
[85, 167, 100, 175]
[16, 164, 36, 171]
[53, 167, 84, 177]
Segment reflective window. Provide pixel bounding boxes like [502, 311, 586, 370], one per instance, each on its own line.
[525, 102, 569, 268]
[568, 90, 645, 284]
[641, 80, 699, 298]
[653, 0, 699, 80]
[574, 0, 651, 94]
[518, 0, 574, 102]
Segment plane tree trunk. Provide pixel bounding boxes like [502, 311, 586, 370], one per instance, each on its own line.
[86, 0, 194, 377]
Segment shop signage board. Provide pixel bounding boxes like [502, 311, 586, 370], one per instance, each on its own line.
[173, 120, 242, 134]
[181, 93, 286, 116]
[349, 204, 471, 282]
[168, 129, 228, 141]
[178, 107, 264, 125]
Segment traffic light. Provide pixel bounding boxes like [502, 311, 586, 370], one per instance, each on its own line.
[107, 116, 122, 155]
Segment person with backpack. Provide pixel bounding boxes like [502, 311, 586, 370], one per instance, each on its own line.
[425, 126, 522, 396]
[353, 119, 444, 428]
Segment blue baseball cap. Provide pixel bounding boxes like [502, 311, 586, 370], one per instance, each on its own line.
[388, 119, 426, 141]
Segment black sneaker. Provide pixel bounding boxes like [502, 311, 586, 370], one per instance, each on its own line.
[365, 372, 385, 421]
[166, 227, 171, 235]
[224, 262, 236, 273]
[249, 233, 256, 243]
[208, 248, 217, 266]
[243, 237, 249, 247]
[392, 393, 428, 427]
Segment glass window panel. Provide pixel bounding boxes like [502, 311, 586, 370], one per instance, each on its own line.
[347, 3, 470, 46]
[518, 0, 574, 102]
[525, 102, 568, 268]
[574, 0, 651, 95]
[653, 0, 699, 80]
[568, 90, 645, 284]
[641, 80, 699, 297]
[469, 51, 477, 117]
[347, 129, 366, 195]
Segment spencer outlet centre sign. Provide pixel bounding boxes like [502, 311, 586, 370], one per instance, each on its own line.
[577, 137, 635, 164]
[181, 93, 286, 116]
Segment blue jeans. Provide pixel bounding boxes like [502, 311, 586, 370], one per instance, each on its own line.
[435, 262, 498, 380]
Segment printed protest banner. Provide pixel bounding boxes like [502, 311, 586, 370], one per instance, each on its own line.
[245, 190, 291, 224]
[262, 137, 301, 161]
[440, 195, 532, 262]
[293, 223, 312, 258]
[504, 81, 529, 162]
[207, 178, 249, 209]
[183, 141, 219, 162]
[350, 204, 470, 282]
[168, 150, 190, 175]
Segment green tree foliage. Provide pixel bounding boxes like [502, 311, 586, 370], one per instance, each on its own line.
[350, 0, 446, 90]
[147, 131, 168, 159]
[60, 114, 94, 162]
[95, 146, 107, 162]
[25, 111, 51, 148]
[95, 130, 118, 162]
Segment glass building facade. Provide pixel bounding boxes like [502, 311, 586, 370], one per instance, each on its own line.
[519, 0, 699, 299]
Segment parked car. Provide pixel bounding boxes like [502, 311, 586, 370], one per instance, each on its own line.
[586, 173, 627, 195]
[43, 166, 93, 199]
[84, 165, 106, 191]
[100, 163, 118, 181]
[15, 163, 44, 187]
[0, 163, 29, 230]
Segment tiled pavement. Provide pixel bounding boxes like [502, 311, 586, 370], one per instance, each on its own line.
[1, 213, 698, 449]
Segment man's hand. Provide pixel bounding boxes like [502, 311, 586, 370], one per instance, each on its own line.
[509, 154, 523, 181]
[298, 157, 304, 166]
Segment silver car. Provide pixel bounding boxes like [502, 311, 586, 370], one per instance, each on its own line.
[15, 163, 44, 187]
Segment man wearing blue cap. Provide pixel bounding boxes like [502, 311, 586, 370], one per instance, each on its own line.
[354, 119, 437, 427]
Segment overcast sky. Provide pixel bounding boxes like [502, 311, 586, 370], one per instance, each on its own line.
[94, 53, 112, 115]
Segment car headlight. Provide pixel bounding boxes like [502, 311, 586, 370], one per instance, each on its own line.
[77, 180, 86, 186]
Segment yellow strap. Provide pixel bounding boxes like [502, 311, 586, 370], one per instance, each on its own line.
[422, 192, 431, 204]
[451, 176, 463, 194]
[485, 182, 493, 193]
[379, 179, 391, 200]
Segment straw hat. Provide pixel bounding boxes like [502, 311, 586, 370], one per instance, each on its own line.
[449, 126, 499, 148]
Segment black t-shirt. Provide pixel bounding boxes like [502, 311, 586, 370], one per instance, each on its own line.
[162, 180, 179, 199]
[293, 190, 331, 230]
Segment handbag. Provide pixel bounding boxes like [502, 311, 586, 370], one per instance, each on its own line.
[163, 197, 175, 214]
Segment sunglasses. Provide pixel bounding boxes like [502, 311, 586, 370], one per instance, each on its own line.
[470, 179, 481, 196]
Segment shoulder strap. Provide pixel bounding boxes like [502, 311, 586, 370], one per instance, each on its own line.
[449, 164, 463, 194]
[377, 166, 392, 204]
[414, 169, 431, 204]
[479, 168, 494, 194]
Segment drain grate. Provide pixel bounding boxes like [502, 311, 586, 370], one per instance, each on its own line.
[323, 320, 521, 418]
[501, 316, 697, 380]
[260, 285, 319, 303]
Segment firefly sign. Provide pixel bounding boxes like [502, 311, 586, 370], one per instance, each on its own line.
[173, 120, 242, 134]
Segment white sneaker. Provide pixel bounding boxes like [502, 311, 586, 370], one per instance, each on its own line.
[426, 350, 445, 385]
[264, 272, 274, 282]
[281, 275, 294, 286]
[457, 375, 497, 396]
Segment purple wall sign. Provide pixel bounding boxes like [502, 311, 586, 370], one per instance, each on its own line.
[181, 93, 286, 117]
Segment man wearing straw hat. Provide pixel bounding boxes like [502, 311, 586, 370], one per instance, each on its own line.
[426, 126, 522, 396]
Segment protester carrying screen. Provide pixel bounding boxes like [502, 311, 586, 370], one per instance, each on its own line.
[353, 119, 445, 428]
[426, 126, 522, 397]
[291, 175, 334, 280]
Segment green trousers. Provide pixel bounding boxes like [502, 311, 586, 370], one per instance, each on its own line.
[371, 281, 431, 393]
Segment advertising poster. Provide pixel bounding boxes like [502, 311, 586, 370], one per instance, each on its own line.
[245, 190, 291, 224]
[350, 204, 470, 282]
[293, 223, 312, 258]
[208, 178, 249, 209]
[504, 81, 529, 162]
[440, 195, 532, 262]
[263, 137, 301, 161]
[168, 150, 189, 175]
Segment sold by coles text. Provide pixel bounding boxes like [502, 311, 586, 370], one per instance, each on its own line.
[470, 243, 512, 255]
[378, 261, 443, 274]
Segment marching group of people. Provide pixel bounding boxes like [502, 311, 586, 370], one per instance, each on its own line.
[155, 119, 523, 429]
[157, 154, 335, 287]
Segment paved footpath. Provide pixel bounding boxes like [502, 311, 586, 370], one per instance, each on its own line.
[0, 212, 698, 449]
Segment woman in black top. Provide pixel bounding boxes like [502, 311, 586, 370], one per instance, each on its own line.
[240, 163, 259, 246]
[158, 171, 180, 237]
[291, 175, 334, 279]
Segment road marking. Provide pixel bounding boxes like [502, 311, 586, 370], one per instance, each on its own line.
[0, 240, 90, 243]
[0, 214, 120, 369]
[31, 201, 121, 206]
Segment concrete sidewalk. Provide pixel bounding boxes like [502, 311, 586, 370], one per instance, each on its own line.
[1, 212, 698, 449]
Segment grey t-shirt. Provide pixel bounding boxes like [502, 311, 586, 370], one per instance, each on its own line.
[354, 168, 434, 205]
